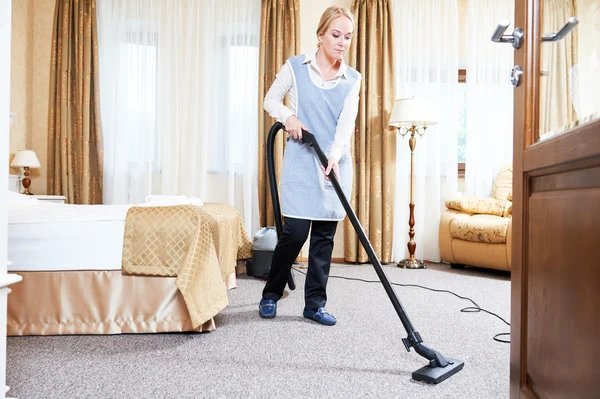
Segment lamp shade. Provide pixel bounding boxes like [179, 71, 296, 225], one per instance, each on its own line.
[11, 150, 41, 168]
[389, 98, 439, 128]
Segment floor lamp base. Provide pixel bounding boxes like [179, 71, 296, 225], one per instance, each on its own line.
[397, 258, 427, 269]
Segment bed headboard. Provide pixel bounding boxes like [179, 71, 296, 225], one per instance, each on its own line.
[9, 174, 20, 193]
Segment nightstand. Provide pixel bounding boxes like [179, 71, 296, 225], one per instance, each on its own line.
[33, 195, 67, 204]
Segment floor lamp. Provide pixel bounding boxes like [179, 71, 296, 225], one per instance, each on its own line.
[389, 98, 438, 269]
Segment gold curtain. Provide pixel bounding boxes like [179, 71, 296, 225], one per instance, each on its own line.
[257, 0, 300, 228]
[347, 0, 396, 263]
[48, 0, 103, 204]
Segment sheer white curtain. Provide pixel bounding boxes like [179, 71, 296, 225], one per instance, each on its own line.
[98, 0, 261, 234]
[464, 0, 514, 196]
[392, 0, 459, 263]
[98, 3, 161, 205]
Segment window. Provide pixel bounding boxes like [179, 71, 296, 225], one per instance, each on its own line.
[209, 35, 259, 174]
[457, 82, 466, 163]
[120, 35, 160, 172]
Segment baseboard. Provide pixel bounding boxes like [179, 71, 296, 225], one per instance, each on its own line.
[298, 257, 347, 264]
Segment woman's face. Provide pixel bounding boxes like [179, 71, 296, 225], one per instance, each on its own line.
[319, 16, 354, 61]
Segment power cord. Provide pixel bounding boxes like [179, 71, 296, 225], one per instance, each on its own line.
[292, 266, 510, 344]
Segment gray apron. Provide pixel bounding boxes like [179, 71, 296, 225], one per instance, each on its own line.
[280, 55, 360, 220]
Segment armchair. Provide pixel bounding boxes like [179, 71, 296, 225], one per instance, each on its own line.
[439, 165, 513, 271]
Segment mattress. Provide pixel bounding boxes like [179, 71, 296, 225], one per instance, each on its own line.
[8, 201, 133, 272]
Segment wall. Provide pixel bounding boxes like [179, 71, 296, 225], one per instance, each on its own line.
[9, 0, 54, 194]
[30, 0, 55, 195]
[9, 0, 33, 160]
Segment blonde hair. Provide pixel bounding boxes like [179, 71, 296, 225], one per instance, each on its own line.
[316, 7, 355, 48]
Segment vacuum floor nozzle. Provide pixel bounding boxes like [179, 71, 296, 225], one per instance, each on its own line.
[412, 358, 465, 384]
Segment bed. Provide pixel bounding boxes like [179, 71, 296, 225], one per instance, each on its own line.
[6, 191, 251, 335]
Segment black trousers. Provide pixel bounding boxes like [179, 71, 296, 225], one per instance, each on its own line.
[262, 217, 338, 310]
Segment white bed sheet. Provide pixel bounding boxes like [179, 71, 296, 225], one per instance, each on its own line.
[8, 203, 133, 272]
[8, 203, 131, 224]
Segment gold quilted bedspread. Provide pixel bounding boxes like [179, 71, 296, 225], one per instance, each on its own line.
[121, 203, 252, 328]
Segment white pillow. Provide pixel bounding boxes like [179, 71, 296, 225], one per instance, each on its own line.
[7, 190, 40, 206]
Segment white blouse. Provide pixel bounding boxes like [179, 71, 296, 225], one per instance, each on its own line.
[263, 50, 362, 163]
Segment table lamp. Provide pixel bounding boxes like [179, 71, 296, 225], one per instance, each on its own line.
[389, 98, 438, 269]
[11, 150, 41, 195]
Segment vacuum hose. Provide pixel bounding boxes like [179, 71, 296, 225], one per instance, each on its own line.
[266, 122, 295, 291]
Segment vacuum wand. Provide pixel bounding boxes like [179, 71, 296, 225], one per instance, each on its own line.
[301, 130, 416, 333]
[296, 126, 464, 384]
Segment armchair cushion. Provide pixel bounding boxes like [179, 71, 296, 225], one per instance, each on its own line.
[445, 196, 508, 217]
[450, 214, 509, 244]
[491, 164, 513, 201]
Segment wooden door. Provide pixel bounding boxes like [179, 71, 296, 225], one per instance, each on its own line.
[511, 0, 600, 397]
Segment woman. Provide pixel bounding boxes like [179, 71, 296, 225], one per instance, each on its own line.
[259, 6, 361, 326]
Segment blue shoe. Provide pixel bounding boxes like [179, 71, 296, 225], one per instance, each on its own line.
[303, 307, 337, 326]
[259, 298, 277, 319]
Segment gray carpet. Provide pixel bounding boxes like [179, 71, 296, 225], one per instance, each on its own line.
[6, 263, 511, 399]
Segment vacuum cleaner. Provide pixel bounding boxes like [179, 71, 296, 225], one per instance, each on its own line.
[247, 227, 282, 282]
[243, 122, 297, 290]
[266, 122, 464, 384]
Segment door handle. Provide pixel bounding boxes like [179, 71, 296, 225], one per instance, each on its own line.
[541, 17, 578, 42]
[491, 20, 524, 50]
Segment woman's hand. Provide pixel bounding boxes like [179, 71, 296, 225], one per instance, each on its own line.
[284, 115, 309, 140]
[321, 158, 340, 182]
